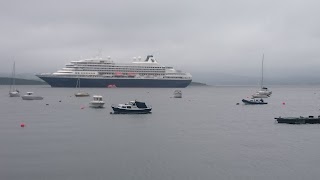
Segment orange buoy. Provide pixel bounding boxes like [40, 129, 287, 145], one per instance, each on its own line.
[20, 123, 25, 127]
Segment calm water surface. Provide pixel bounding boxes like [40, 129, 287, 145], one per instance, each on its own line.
[1, 85, 320, 180]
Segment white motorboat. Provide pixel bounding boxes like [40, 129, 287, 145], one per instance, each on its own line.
[21, 92, 44, 100]
[256, 87, 272, 96]
[89, 95, 105, 108]
[173, 90, 182, 98]
[9, 61, 20, 97]
[252, 92, 269, 98]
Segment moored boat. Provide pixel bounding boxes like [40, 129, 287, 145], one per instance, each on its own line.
[74, 78, 90, 97]
[21, 92, 43, 100]
[173, 90, 182, 98]
[75, 92, 90, 97]
[254, 54, 272, 96]
[275, 116, 320, 124]
[9, 61, 20, 97]
[89, 95, 105, 108]
[256, 87, 272, 96]
[242, 98, 267, 105]
[111, 100, 152, 114]
[251, 92, 269, 98]
[9, 90, 20, 97]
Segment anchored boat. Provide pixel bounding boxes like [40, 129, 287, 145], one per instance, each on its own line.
[21, 92, 43, 100]
[173, 90, 182, 98]
[9, 61, 20, 97]
[242, 98, 267, 105]
[254, 54, 272, 96]
[89, 95, 105, 108]
[111, 100, 152, 114]
[275, 116, 320, 124]
[74, 78, 90, 97]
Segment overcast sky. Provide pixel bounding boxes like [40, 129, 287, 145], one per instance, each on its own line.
[1, 0, 320, 79]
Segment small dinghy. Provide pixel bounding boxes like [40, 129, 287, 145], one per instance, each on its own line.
[111, 100, 152, 114]
[242, 98, 267, 105]
[89, 95, 105, 108]
[21, 92, 44, 100]
[173, 90, 182, 98]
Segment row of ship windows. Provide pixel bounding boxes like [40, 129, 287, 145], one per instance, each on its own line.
[68, 65, 165, 69]
[75, 72, 95, 75]
[74, 70, 166, 73]
[69, 75, 188, 79]
[72, 71, 184, 76]
[70, 68, 165, 71]
[73, 72, 168, 76]
[73, 68, 165, 70]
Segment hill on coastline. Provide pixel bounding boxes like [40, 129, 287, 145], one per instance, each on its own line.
[0, 77, 47, 85]
[190, 82, 207, 86]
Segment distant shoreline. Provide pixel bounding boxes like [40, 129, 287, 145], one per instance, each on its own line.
[0, 77, 47, 85]
[189, 82, 208, 86]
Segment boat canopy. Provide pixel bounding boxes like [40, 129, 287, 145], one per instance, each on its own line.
[135, 101, 148, 108]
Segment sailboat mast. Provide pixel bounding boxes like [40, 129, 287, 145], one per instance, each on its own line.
[13, 61, 16, 90]
[261, 54, 264, 89]
[9, 61, 15, 92]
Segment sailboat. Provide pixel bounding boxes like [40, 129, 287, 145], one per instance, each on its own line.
[252, 54, 272, 98]
[9, 62, 20, 97]
[74, 78, 90, 97]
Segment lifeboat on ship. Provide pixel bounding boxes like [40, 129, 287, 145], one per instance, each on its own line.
[114, 72, 123, 77]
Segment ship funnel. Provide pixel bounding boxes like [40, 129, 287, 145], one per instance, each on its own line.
[145, 55, 154, 62]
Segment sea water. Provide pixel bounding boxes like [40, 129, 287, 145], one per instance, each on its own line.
[1, 85, 320, 180]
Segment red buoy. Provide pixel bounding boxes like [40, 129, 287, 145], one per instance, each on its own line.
[20, 123, 25, 128]
[282, 102, 286, 105]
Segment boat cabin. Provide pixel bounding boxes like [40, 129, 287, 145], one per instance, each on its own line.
[128, 101, 136, 106]
[119, 105, 132, 109]
[93, 96, 103, 101]
[118, 100, 148, 109]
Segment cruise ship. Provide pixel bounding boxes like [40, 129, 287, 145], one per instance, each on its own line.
[36, 55, 192, 88]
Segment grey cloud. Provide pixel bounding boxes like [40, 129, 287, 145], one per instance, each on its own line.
[1, 0, 320, 81]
